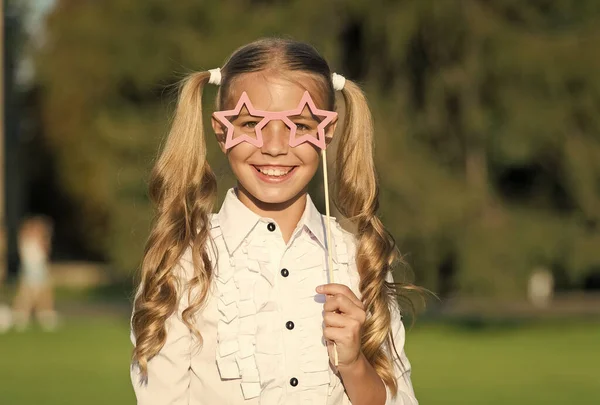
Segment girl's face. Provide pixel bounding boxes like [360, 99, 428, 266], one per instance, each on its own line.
[212, 72, 337, 207]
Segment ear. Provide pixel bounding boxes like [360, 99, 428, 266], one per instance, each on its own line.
[324, 116, 339, 145]
[211, 114, 227, 154]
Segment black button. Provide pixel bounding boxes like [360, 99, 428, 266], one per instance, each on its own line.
[289, 377, 298, 387]
[286, 321, 295, 330]
[267, 222, 276, 232]
[281, 268, 289, 277]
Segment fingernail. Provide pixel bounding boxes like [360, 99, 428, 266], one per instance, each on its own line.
[316, 285, 323, 293]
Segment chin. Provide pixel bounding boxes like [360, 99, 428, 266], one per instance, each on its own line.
[247, 184, 301, 205]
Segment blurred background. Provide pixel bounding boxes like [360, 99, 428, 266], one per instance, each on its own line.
[1, 0, 599, 404]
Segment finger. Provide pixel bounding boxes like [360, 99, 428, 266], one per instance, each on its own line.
[317, 283, 363, 309]
[324, 294, 366, 322]
[323, 325, 353, 344]
[323, 293, 356, 313]
[324, 313, 363, 336]
[323, 311, 346, 328]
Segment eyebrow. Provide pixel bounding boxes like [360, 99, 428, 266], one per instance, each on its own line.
[234, 111, 257, 118]
[289, 112, 319, 120]
[234, 112, 319, 121]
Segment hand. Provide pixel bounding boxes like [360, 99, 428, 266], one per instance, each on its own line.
[316, 283, 366, 372]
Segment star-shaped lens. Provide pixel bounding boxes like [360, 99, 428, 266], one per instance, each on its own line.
[213, 91, 337, 150]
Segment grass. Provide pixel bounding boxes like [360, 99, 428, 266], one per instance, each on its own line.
[0, 317, 135, 405]
[0, 316, 598, 405]
[409, 319, 600, 404]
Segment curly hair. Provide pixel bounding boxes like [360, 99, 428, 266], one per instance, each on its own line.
[131, 38, 418, 396]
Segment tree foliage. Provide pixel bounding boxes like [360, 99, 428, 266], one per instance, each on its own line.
[30, 0, 600, 297]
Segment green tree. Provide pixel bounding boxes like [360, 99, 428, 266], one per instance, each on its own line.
[32, 0, 600, 299]
[352, 0, 600, 296]
[33, 0, 342, 273]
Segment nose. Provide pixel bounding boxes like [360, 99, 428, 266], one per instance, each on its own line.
[260, 120, 290, 156]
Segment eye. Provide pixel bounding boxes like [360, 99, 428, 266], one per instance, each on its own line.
[242, 121, 259, 129]
[296, 123, 310, 131]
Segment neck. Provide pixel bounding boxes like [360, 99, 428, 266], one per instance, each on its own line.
[236, 185, 306, 244]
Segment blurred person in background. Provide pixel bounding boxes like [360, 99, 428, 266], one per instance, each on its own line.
[130, 38, 419, 405]
[12, 215, 58, 331]
[527, 267, 555, 309]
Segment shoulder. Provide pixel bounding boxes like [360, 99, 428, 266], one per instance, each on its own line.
[325, 216, 362, 295]
[174, 245, 195, 284]
[326, 216, 358, 253]
[209, 213, 220, 229]
[175, 214, 220, 282]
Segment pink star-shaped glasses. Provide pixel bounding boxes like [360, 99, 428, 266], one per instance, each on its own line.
[213, 91, 337, 150]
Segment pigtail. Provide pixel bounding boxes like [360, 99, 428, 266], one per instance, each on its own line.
[334, 79, 405, 396]
[132, 71, 217, 376]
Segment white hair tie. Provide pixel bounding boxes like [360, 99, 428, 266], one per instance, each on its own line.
[208, 68, 222, 85]
[332, 73, 346, 91]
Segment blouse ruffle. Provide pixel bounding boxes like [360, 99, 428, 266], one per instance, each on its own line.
[211, 214, 359, 404]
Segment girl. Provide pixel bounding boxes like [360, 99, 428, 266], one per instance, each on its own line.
[131, 38, 418, 405]
[13, 216, 58, 331]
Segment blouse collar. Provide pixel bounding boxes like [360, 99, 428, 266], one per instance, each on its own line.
[216, 188, 329, 255]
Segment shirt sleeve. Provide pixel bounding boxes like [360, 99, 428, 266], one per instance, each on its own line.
[130, 251, 195, 405]
[384, 271, 419, 405]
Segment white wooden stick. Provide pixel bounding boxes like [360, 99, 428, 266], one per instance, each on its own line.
[322, 149, 339, 367]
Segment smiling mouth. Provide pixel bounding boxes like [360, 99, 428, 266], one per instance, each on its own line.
[252, 165, 297, 177]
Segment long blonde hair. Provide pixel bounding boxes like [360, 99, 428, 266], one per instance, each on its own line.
[131, 71, 217, 374]
[336, 80, 416, 395]
[132, 38, 416, 396]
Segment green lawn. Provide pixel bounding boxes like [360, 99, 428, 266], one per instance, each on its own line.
[0, 316, 598, 405]
[409, 319, 600, 404]
[0, 317, 135, 405]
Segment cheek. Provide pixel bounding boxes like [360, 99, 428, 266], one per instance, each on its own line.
[227, 144, 258, 166]
[294, 144, 321, 169]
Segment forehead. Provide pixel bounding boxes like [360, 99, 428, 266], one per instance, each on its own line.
[225, 71, 327, 112]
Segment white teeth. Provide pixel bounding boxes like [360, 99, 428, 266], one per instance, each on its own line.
[258, 167, 291, 177]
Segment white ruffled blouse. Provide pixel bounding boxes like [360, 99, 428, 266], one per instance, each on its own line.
[131, 188, 418, 405]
